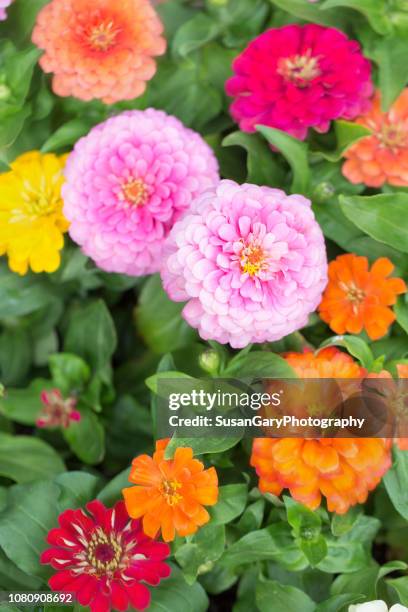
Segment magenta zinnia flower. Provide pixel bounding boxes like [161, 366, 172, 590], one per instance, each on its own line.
[37, 389, 81, 429]
[161, 180, 328, 348]
[0, 0, 13, 20]
[41, 500, 171, 612]
[62, 109, 219, 276]
[226, 24, 373, 140]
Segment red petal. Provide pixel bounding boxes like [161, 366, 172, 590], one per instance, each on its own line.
[126, 582, 151, 611]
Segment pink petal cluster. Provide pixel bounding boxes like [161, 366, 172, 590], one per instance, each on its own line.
[63, 109, 219, 276]
[37, 389, 81, 429]
[0, 0, 12, 20]
[226, 24, 373, 140]
[161, 180, 328, 348]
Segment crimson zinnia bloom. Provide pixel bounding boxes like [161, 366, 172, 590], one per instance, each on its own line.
[41, 500, 170, 612]
[226, 24, 373, 140]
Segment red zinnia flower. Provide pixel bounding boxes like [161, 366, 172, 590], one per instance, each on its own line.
[41, 500, 171, 612]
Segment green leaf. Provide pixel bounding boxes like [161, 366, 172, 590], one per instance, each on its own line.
[209, 484, 248, 525]
[285, 497, 327, 566]
[55, 472, 101, 511]
[256, 577, 316, 612]
[0, 263, 57, 318]
[41, 119, 94, 153]
[316, 594, 365, 612]
[97, 467, 130, 506]
[0, 106, 30, 148]
[63, 408, 105, 465]
[369, 34, 408, 110]
[395, 295, 408, 335]
[388, 576, 408, 605]
[331, 566, 379, 600]
[0, 433, 65, 483]
[175, 524, 225, 583]
[0, 480, 61, 580]
[0, 547, 42, 590]
[148, 565, 208, 612]
[64, 300, 117, 374]
[318, 336, 374, 370]
[320, 0, 390, 34]
[331, 506, 361, 537]
[223, 351, 297, 379]
[339, 193, 408, 253]
[0, 327, 31, 385]
[222, 132, 283, 186]
[221, 523, 308, 571]
[49, 353, 91, 395]
[257, 125, 310, 194]
[384, 446, 408, 520]
[236, 499, 265, 533]
[269, 0, 347, 27]
[136, 275, 197, 354]
[172, 14, 220, 58]
[165, 435, 242, 459]
[5, 0, 50, 45]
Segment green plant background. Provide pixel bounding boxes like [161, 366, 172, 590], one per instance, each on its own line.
[1, 0, 408, 610]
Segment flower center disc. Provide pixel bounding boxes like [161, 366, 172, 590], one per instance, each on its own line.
[278, 51, 321, 87]
[88, 21, 120, 52]
[161, 479, 182, 506]
[240, 243, 268, 277]
[379, 121, 408, 150]
[87, 528, 122, 574]
[122, 179, 149, 207]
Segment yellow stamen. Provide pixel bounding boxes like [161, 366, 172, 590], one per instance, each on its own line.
[122, 178, 149, 207]
[161, 479, 183, 506]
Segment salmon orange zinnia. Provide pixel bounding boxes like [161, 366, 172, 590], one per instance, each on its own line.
[0, 151, 68, 275]
[122, 440, 218, 542]
[251, 348, 392, 514]
[318, 254, 406, 340]
[343, 89, 408, 187]
[32, 0, 166, 104]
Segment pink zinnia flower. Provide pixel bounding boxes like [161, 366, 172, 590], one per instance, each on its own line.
[161, 180, 328, 348]
[41, 500, 171, 612]
[0, 0, 12, 20]
[37, 389, 81, 429]
[226, 24, 373, 140]
[62, 109, 219, 276]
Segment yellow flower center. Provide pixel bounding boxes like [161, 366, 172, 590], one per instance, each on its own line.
[86, 527, 123, 575]
[240, 243, 268, 277]
[278, 50, 321, 87]
[379, 121, 408, 150]
[122, 178, 149, 207]
[340, 282, 366, 314]
[88, 21, 120, 52]
[161, 479, 183, 506]
[19, 178, 62, 220]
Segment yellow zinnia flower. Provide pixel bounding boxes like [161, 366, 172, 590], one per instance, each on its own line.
[0, 151, 69, 275]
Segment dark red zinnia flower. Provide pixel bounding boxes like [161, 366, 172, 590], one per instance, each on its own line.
[41, 500, 171, 612]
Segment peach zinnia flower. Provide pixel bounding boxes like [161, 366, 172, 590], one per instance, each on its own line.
[343, 89, 408, 187]
[251, 348, 392, 514]
[32, 0, 166, 104]
[319, 254, 406, 340]
[123, 440, 218, 542]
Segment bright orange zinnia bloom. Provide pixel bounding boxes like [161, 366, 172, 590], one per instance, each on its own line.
[343, 89, 408, 187]
[251, 348, 392, 514]
[32, 0, 166, 104]
[318, 254, 406, 340]
[123, 440, 218, 542]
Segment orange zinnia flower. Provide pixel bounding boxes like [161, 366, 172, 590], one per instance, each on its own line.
[32, 0, 166, 104]
[123, 440, 218, 542]
[318, 254, 406, 340]
[251, 348, 392, 514]
[343, 89, 408, 187]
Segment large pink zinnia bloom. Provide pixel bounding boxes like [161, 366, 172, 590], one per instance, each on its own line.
[0, 0, 12, 20]
[41, 500, 171, 612]
[226, 24, 373, 140]
[161, 180, 328, 348]
[62, 109, 219, 276]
